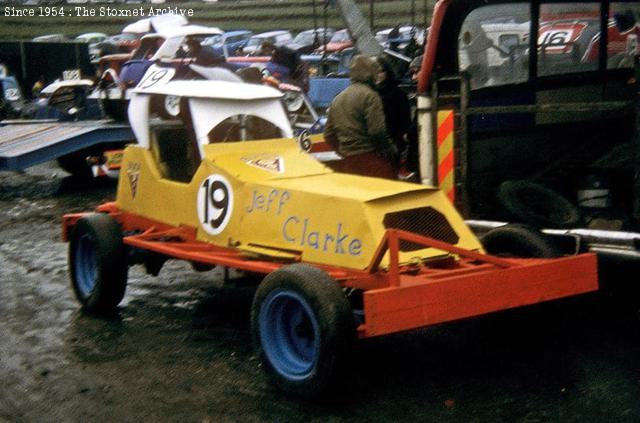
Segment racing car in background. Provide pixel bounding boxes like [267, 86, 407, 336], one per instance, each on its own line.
[0, 65, 27, 120]
[62, 79, 598, 397]
[537, 3, 640, 74]
[459, 2, 639, 89]
[95, 24, 224, 120]
[95, 24, 319, 133]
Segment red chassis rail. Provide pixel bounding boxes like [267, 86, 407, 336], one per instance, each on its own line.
[62, 203, 599, 339]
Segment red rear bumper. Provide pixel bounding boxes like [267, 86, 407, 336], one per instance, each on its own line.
[360, 253, 597, 338]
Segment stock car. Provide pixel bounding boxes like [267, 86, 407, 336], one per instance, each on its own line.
[95, 24, 224, 120]
[61, 79, 598, 397]
[0, 66, 26, 120]
[533, 5, 638, 74]
[537, 10, 640, 73]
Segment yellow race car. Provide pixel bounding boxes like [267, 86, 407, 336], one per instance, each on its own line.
[62, 80, 598, 397]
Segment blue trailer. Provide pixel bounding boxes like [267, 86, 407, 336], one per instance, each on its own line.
[0, 120, 134, 177]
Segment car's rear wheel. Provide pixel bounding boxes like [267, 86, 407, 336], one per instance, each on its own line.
[69, 213, 128, 313]
[251, 264, 355, 397]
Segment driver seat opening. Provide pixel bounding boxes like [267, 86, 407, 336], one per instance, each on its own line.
[150, 123, 200, 183]
[208, 114, 283, 143]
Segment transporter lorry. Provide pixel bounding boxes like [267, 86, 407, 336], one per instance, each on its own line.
[332, 0, 640, 279]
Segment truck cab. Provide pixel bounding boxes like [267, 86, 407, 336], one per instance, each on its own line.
[414, 0, 640, 275]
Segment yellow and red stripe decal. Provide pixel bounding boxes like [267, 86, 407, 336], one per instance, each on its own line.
[437, 110, 455, 202]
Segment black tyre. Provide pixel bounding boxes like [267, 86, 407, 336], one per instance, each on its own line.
[57, 151, 93, 179]
[498, 180, 581, 228]
[69, 213, 128, 313]
[481, 224, 561, 258]
[99, 97, 128, 121]
[251, 263, 355, 397]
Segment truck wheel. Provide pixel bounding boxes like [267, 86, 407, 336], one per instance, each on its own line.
[69, 213, 128, 313]
[498, 180, 581, 228]
[251, 263, 355, 397]
[481, 224, 560, 258]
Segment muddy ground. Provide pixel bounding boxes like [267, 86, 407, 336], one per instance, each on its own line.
[1, 163, 640, 422]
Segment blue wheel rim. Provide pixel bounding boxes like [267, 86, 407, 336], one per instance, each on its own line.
[74, 233, 97, 299]
[259, 290, 320, 381]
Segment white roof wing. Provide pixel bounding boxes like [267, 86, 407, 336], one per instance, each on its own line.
[252, 30, 290, 38]
[128, 81, 292, 154]
[151, 27, 223, 60]
[139, 33, 164, 42]
[160, 25, 223, 38]
[123, 15, 188, 35]
[128, 93, 151, 149]
[188, 65, 243, 82]
[150, 15, 189, 33]
[123, 19, 152, 35]
[41, 79, 94, 94]
[131, 80, 284, 100]
[189, 97, 293, 154]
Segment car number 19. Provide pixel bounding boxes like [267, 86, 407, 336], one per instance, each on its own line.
[137, 67, 176, 90]
[197, 175, 234, 235]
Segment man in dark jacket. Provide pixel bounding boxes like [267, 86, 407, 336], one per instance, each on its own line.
[323, 55, 397, 179]
[375, 56, 417, 177]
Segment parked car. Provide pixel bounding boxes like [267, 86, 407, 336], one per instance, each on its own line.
[75, 32, 108, 61]
[375, 25, 426, 54]
[301, 54, 340, 77]
[93, 15, 188, 58]
[22, 78, 102, 121]
[313, 29, 353, 54]
[302, 48, 353, 111]
[32, 33, 68, 42]
[94, 32, 142, 57]
[286, 28, 336, 54]
[75, 32, 108, 45]
[242, 30, 293, 55]
[0, 66, 26, 120]
[303, 47, 353, 75]
[121, 14, 187, 36]
[95, 25, 224, 120]
[203, 30, 253, 57]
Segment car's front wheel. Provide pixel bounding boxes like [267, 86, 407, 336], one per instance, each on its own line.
[251, 264, 355, 397]
[69, 213, 128, 313]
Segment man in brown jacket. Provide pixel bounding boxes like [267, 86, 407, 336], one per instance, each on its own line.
[323, 54, 397, 179]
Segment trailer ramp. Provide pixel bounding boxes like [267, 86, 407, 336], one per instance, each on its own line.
[0, 120, 133, 171]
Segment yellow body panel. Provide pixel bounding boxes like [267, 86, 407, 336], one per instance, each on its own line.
[117, 146, 198, 227]
[116, 138, 482, 270]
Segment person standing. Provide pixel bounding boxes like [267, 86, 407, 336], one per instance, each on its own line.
[180, 37, 225, 67]
[323, 55, 397, 179]
[388, 24, 401, 52]
[374, 56, 413, 173]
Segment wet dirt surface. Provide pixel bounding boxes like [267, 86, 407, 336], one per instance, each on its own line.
[1, 163, 640, 422]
